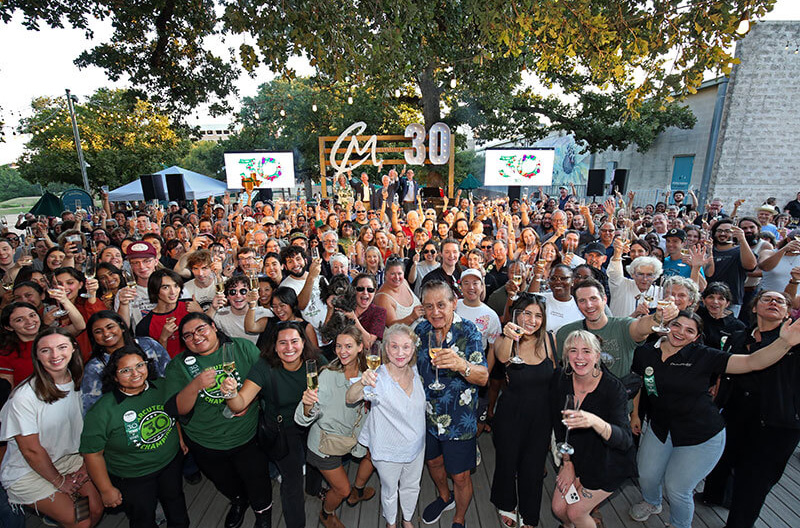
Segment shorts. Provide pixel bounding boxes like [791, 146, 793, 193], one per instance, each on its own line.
[306, 449, 343, 472]
[5, 453, 83, 505]
[424, 433, 476, 475]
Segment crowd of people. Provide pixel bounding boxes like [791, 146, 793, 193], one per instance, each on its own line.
[0, 171, 799, 528]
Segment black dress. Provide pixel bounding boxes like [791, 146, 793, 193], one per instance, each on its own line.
[490, 356, 554, 526]
[551, 367, 637, 492]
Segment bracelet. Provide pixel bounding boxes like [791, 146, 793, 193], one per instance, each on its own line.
[51, 474, 65, 489]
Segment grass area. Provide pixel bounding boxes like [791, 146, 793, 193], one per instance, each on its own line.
[0, 196, 41, 216]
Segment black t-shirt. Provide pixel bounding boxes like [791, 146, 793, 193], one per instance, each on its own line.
[708, 245, 754, 305]
[421, 266, 462, 298]
[484, 260, 509, 298]
[696, 305, 746, 349]
[632, 340, 731, 446]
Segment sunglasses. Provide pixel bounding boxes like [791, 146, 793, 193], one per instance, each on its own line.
[355, 286, 376, 293]
[227, 288, 249, 296]
[423, 249, 437, 255]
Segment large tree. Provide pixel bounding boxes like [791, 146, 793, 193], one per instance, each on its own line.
[17, 88, 190, 190]
[2, 1, 773, 151]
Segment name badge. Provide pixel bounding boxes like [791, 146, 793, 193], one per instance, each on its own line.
[644, 366, 658, 397]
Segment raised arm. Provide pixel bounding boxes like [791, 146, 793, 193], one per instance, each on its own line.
[726, 318, 800, 374]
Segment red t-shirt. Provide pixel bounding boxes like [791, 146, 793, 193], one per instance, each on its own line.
[0, 341, 35, 387]
[135, 302, 190, 358]
[75, 298, 106, 363]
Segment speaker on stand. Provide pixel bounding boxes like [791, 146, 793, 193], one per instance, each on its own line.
[586, 169, 606, 199]
[165, 173, 187, 202]
[140, 174, 167, 202]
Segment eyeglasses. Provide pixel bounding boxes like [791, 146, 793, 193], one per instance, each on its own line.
[355, 286, 376, 293]
[117, 361, 147, 377]
[181, 323, 210, 341]
[600, 229, 615, 233]
[480, 245, 492, 250]
[423, 249, 437, 255]
[227, 288, 248, 296]
[758, 297, 788, 306]
[633, 273, 656, 279]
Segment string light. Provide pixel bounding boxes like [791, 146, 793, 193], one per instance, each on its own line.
[395, 89, 401, 98]
[450, 78, 457, 88]
[279, 109, 286, 117]
[347, 96, 353, 105]
[312, 104, 317, 112]
[735, 15, 750, 35]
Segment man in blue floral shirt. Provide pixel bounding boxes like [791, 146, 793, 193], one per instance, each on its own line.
[416, 280, 488, 528]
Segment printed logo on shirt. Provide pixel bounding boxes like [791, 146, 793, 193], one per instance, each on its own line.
[200, 365, 243, 405]
[122, 405, 175, 450]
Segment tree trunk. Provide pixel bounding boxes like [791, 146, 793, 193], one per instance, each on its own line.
[417, 64, 441, 130]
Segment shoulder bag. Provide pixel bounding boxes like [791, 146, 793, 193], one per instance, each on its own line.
[257, 367, 289, 460]
[318, 403, 363, 456]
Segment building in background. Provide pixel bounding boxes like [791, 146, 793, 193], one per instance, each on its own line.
[196, 123, 237, 142]
[591, 21, 800, 214]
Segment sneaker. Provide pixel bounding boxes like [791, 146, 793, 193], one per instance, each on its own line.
[422, 494, 455, 524]
[476, 445, 482, 467]
[629, 501, 662, 522]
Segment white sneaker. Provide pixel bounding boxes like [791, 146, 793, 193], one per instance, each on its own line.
[629, 501, 662, 522]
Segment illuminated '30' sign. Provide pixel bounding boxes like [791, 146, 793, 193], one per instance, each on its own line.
[329, 121, 451, 178]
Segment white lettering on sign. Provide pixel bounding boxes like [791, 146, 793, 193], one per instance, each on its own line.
[329, 121, 452, 177]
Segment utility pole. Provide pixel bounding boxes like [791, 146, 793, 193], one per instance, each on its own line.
[65, 89, 91, 193]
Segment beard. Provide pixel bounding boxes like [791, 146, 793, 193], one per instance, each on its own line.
[287, 267, 306, 278]
[745, 233, 758, 246]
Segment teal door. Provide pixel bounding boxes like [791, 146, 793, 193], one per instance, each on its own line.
[671, 155, 694, 191]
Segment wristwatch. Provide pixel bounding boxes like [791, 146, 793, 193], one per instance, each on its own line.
[463, 363, 472, 378]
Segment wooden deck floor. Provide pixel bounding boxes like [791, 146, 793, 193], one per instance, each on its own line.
[25, 435, 800, 528]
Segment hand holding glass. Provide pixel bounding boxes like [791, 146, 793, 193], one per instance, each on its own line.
[428, 333, 445, 390]
[558, 394, 581, 456]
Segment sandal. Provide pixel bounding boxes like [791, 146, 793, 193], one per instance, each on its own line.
[497, 508, 517, 528]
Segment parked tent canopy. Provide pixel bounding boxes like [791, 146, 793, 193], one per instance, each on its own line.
[107, 166, 229, 202]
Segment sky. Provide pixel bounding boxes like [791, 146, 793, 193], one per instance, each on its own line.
[1, 2, 799, 166]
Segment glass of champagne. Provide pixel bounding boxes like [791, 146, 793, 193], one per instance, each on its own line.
[46, 276, 69, 318]
[652, 298, 672, 333]
[428, 332, 445, 391]
[81, 254, 96, 298]
[363, 343, 382, 402]
[248, 272, 260, 292]
[221, 343, 237, 399]
[216, 274, 226, 296]
[311, 246, 320, 260]
[123, 270, 137, 290]
[306, 359, 320, 415]
[536, 258, 547, 285]
[511, 272, 524, 301]
[509, 309, 527, 365]
[557, 394, 581, 456]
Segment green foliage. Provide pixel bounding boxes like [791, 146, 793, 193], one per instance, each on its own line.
[219, 77, 421, 185]
[0, 165, 39, 201]
[2, 0, 773, 153]
[178, 141, 225, 180]
[17, 88, 191, 191]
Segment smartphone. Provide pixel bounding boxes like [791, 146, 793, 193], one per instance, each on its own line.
[565, 484, 581, 505]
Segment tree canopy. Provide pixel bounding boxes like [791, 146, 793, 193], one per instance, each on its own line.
[2, 0, 774, 152]
[17, 88, 190, 190]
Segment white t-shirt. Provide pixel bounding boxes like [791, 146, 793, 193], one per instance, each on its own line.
[0, 381, 83, 487]
[280, 274, 327, 331]
[456, 300, 502, 351]
[114, 284, 156, 328]
[541, 292, 584, 333]
[213, 307, 270, 344]
[183, 280, 218, 310]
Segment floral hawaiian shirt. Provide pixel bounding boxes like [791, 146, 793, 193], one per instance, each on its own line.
[415, 314, 486, 441]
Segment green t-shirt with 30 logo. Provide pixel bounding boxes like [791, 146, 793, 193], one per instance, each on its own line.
[80, 380, 178, 478]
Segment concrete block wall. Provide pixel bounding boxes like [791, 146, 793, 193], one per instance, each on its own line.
[591, 85, 718, 194]
[710, 21, 800, 216]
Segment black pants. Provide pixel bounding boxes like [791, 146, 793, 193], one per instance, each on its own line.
[184, 434, 272, 512]
[110, 452, 189, 528]
[271, 422, 323, 528]
[705, 395, 800, 528]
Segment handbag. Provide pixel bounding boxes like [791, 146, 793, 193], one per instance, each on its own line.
[256, 367, 290, 460]
[318, 406, 363, 456]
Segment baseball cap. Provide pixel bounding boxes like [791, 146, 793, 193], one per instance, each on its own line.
[289, 232, 308, 242]
[168, 201, 178, 207]
[665, 228, 686, 241]
[460, 268, 483, 281]
[583, 242, 606, 256]
[126, 241, 157, 260]
[213, 204, 224, 210]
[263, 216, 276, 225]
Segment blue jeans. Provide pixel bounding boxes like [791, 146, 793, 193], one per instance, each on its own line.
[637, 424, 725, 528]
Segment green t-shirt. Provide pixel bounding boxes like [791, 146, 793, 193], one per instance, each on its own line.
[164, 338, 261, 450]
[247, 356, 328, 423]
[555, 317, 641, 380]
[80, 380, 178, 478]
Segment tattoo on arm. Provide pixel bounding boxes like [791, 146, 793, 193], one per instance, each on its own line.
[581, 488, 593, 499]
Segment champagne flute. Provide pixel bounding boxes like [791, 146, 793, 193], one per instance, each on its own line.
[221, 343, 237, 399]
[509, 309, 527, 365]
[306, 359, 321, 415]
[511, 272, 524, 301]
[363, 343, 381, 402]
[557, 394, 581, 456]
[123, 270, 137, 290]
[428, 332, 445, 391]
[46, 276, 69, 318]
[311, 246, 320, 260]
[536, 258, 547, 285]
[248, 272, 260, 292]
[651, 298, 672, 333]
[81, 254, 96, 298]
